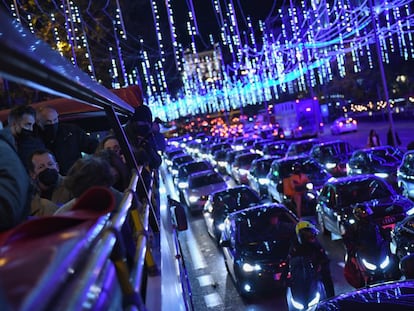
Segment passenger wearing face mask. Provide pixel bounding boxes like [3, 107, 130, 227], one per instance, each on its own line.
[7, 105, 45, 168]
[28, 149, 72, 216]
[36, 105, 99, 175]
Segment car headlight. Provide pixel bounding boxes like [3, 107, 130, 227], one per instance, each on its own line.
[218, 161, 227, 167]
[308, 292, 321, 307]
[290, 296, 304, 310]
[361, 258, 377, 271]
[374, 172, 389, 179]
[306, 182, 314, 190]
[380, 255, 390, 269]
[406, 207, 414, 216]
[189, 195, 199, 203]
[259, 178, 269, 185]
[326, 162, 336, 169]
[242, 262, 262, 272]
[217, 223, 225, 231]
[178, 181, 188, 189]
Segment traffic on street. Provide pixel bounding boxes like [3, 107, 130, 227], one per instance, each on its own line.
[160, 118, 414, 311]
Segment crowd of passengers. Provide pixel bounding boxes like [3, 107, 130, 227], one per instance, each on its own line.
[0, 103, 166, 232]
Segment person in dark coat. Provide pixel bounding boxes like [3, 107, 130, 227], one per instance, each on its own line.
[36, 106, 99, 175]
[387, 126, 401, 147]
[7, 105, 45, 168]
[0, 127, 32, 230]
[124, 105, 162, 170]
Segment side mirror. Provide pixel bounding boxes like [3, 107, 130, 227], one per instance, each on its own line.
[168, 197, 188, 231]
[220, 239, 231, 248]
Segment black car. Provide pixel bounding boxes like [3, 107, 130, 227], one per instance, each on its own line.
[347, 145, 403, 190]
[314, 279, 414, 311]
[203, 185, 261, 242]
[262, 140, 291, 157]
[247, 156, 281, 196]
[310, 140, 354, 177]
[390, 213, 414, 260]
[285, 138, 319, 157]
[266, 155, 332, 215]
[397, 150, 414, 200]
[316, 174, 414, 240]
[220, 203, 299, 297]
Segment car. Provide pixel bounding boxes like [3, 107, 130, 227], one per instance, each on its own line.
[231, 152, 261, 184]
[390, 212, 414, 261]
[247, 156, 281, 196]
[330, 116, 358, 135]
[397, 150, 414, 200]
[262, 140, 291, 157]
[266, 155, 332, 216]
[285, 138, 320, 157]
[203, 185, 261, 242]
[181, 170, 228, 213]
[225, 149, 250, 176]
[310, 140, 354, 177]
[169, 153, 195, 177]
[175, 160, 214, 189]
[220, 203, 299, 297]
[314, 279, 414, 311]
[316, 174, 414, 240]
[211, 149, 230, 174]
[347, 145, 404, 190]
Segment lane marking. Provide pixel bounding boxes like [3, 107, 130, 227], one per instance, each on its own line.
[197, 274, 214, 287]
[204, 293, 223, 308]
[185, 226, 208, 270]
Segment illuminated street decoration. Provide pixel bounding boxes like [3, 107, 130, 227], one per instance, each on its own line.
[3, 0, 414, 120]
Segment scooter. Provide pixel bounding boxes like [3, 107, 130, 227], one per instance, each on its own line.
[345, 239, 401, 288]
[286, 256, 327, 311]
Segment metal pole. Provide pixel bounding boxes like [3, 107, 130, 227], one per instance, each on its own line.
[367, 0, 397, 146]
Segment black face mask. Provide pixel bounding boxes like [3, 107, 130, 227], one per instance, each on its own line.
[42, 123, 59, 142]
[38, 168, 59, 187]
[17, 128, 34, 139]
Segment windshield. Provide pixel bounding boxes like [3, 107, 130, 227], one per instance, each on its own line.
[337, 178, 392, 207]
[237, 209, 296, 244]
[190, 173, 225, 188]
[370, 148, 403, 164]
[214, 188, 260, 215]
[180, 162, 211, 176]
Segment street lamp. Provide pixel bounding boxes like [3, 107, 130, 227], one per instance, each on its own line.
[367, 0, 397, 146]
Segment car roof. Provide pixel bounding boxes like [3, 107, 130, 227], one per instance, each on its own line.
[228, 202, 297, 221]
[324, 174, 382, 185]
[315, 279, 414, 310]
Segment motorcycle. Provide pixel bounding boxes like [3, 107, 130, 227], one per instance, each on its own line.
[344, 238, 401, 288]
[286, 256, 327, 311]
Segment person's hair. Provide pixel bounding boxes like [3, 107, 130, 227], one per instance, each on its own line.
[8, 105, 36, 125]
[64, 156, 114, 197]
[27, 148, 56, 173]
[96, 134, 119, 154]
[95, 149, 131, 192]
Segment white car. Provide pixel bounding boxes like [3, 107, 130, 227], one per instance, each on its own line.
[330, 117, 357, 135]
[181, 170, 228, 213]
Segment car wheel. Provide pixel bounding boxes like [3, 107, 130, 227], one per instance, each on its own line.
[317, 212, 329, 235]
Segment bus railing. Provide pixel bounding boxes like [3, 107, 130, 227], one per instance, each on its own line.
[0, 9, 191, 311]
